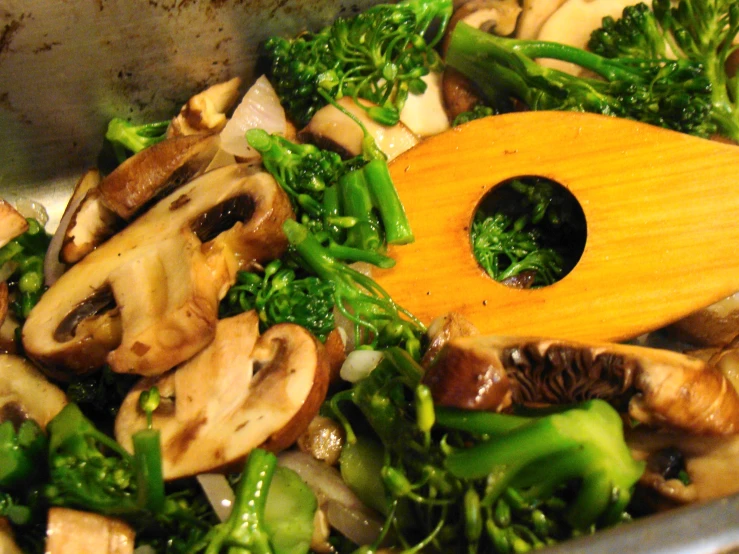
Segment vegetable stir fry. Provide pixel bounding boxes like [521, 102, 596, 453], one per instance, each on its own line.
[2, 0, 739, 552]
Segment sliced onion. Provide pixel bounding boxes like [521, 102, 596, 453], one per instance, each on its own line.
[9, 195, 49, 226]
[196, 473, 235, 522]
[278, 450, 384, 546]
[219, 75, 286, 160]
[340, 350, 384, 383]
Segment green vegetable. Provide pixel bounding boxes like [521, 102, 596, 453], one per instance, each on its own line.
[0, 218, 50, 321]
[264, 466, 318, 554]
[284, 219, 424, 356]
[195, 449, 316, 554]
[471, 178, 585, 288]
[589, 0, 739, 141]
[446, 20, 716, 138]
[105, 117, 169, 164]
[246, 128, 413, 267]
[331, 348, 645, 552]
[264, 0, 452, 126]
[0, 420, 47, 490]
[220, 259, 336, 341]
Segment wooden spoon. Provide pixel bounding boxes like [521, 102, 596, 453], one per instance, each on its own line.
[374, 111, 739, 342]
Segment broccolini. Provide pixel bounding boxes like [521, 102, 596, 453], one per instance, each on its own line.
[264, 0, 452, 126]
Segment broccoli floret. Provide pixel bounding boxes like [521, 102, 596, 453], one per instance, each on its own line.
[284, 220, 424, 357]
[0, 420, 47, 490]
[471, 212, 564, 287]
[220, 259, 336, 341]
[264, 0, 452, 126]
[246, 128, 413, 267]
[446, 21, 716, 137]
[105, 118, 169, 164]
[331, 348, 645, 552]
[0, 218, 50, 321]
[589, 0, 739, 141]
[193, 449, 316, 554]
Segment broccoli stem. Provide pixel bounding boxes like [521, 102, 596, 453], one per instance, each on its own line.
[434, 408, 534, 435]
[132, 429, 165, 513]
[339, 168, 382, 252]
[203, 449, 276, 554]
[363, 159, 415, 245]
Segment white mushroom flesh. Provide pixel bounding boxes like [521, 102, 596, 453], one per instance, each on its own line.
[45, 507, 135, 554]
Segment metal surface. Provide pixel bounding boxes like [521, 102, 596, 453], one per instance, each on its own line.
[1, 1, 738, 552]
[0, 0, 381, 227]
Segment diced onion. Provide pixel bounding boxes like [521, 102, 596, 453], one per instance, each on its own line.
[196, 473, 235, 522]
[340, 350, 384, 383]
[9, 195, 48, 226]
[219, 75, 286, 160]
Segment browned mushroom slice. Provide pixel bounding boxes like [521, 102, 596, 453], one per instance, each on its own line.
[627, 427, 739, 504]
[421, 311, 479, 367]
[114, 310, 330, 479]
[0, 354, 67, 429]
[46, 507, 134, 554]
[423, 336, 739, 434]
[22, 164, 293, 378]
[666, 292, 739, 347]
[0, 200, 29, 249]
[60, 187, 121, 265]
[167, 77, 242, 138]
[99, 133, 221, 221]
[298, 97, 418, 161]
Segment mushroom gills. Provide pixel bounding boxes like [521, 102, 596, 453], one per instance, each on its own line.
[423, 335, 739, 434]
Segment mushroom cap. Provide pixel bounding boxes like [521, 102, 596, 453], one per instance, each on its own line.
[423, 335, 739, 434]
[115, 311, 330, 480]
[22, 163, 293, 378]
[99, 133, 221, 221]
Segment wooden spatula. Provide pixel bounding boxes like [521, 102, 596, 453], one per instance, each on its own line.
[373, 111, 739, 342]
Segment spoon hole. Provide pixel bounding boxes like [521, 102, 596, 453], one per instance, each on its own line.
[470, 176, 587, 289]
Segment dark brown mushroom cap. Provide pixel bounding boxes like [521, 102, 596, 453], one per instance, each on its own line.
[115, 311, 330, 480]
[423, 336, 739, 434]
[99, 133, 221, 221]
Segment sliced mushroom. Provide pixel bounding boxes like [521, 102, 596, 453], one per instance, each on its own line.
[60, 187, 120, 265]
[99, 133, 221, 221]
[666, 292, 739, 347]
[0, 282, 7, 328]
[398, 73, 451, 137]
[23, 163, 293, 378]
[421, 311, 479, 367]
[45, 507, 134, 554]
[423, 336, 739, 434]
[0, 354, 67, 428]
[627, 427, 739, 504]
[516, 0, 568, 39]
[115, 310, 330, 479]
[298, 97, 419, 161]
[0, 200, 29, 249]
[48, 169, 102, 276]
[167, 77, 242, 138]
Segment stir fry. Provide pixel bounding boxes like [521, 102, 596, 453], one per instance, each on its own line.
[1, 0, 739, 552]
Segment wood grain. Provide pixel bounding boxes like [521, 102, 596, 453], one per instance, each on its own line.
[374, 111, 739, 342]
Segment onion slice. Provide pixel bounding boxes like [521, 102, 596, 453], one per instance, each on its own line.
[196, 473, 235, 523]
[219, 75, 287, 160]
